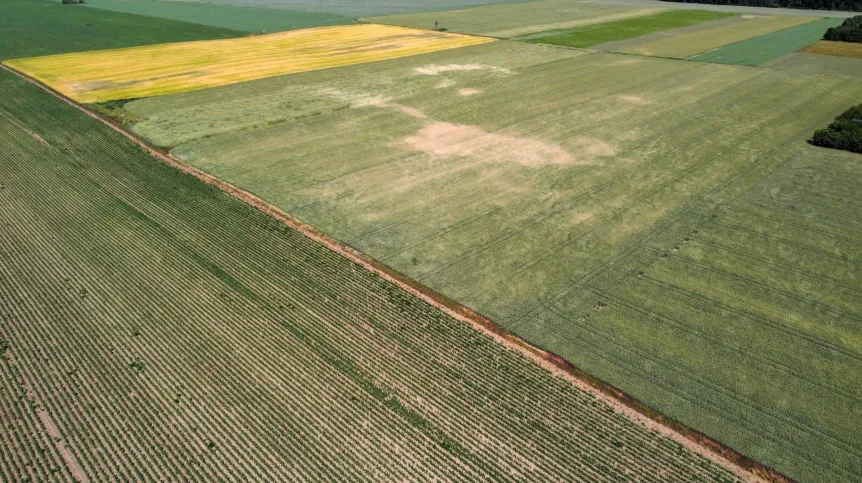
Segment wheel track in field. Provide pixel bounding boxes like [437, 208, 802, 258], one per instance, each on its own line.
[1, 62, 781, 483]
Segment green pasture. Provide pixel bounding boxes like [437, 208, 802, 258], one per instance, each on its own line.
[0, 67, 743, 481]
[60, 0, 352, 33]
[127, 41, 862, 482]
[692, 17, 844, 66]
[516, 10, 734, 48]
[0, 0, 240, 60]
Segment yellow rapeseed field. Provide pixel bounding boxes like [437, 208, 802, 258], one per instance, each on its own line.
[3, 24, 493, 103]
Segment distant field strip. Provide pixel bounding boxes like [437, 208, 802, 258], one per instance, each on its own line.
[54, 0, 352, 33]
[0, 0, 241, 60]
[125, 41, 862, 482]
[766, 52, 862, 76]
[803, 40, 862, 59]
[691, 17, 843, 66]
[4, 24, 492, 103]
[619, 14, 818, 58]
[365, 0, 664, 38]
[516, 10, 734, 48]
[177, 0, 536, 17]
[0, 67, 745, 482]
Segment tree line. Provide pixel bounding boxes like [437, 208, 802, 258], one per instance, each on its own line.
[661, 0, 862, 11]
[810, 104, 862, 154]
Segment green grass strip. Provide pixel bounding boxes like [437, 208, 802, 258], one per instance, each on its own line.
[66, 0, 353, 34]
[518, 10, 734, 49]
[691, 17, 844, 66]
[1, 0, 241, 60]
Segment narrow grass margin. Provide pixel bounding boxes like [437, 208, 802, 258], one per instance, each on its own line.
[0, 62, 784, 483]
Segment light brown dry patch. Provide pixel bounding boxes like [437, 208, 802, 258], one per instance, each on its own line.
[571, 136, 618, 158]
[319, 88, 427, 118]
[571, 211, 596, 225]
[403, 122, 575, 167]
[413, 63, 514, 75]
[802, 40, 862, 59]
[618, 94, 650, 105]
[435, 78, 456, 88]
[458, 88, 482, 96]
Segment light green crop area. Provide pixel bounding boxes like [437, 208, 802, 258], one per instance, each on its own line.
[619, 14, 818, 58]
[56, 0, 352, 33]
[0, 66, 747, 482]
[127, 41, 862, 483]
[0, 0, 241, 60]
[516, 10, 734, 48]
[691, 17, 843, 66]
[364, 0, 665, 37]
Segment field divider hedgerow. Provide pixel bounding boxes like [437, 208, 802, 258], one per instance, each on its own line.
[0, 63, 779, 483]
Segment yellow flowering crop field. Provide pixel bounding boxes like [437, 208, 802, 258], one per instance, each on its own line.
[3, 24, 493, 103]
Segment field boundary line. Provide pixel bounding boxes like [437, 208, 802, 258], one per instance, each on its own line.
[1, 63, 780, 483]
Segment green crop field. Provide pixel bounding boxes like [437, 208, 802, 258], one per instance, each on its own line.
[365, 0, 665, 37]
[0, 0, 241, 60]
[766, 51, 862, 76]
[181, 0, 535, 17]
[56, 0, 352, 33]
[0, 67, 748, 481]
[515, 10, 734, 48]
[618, 14, 818, 58]
[124, 40, 862, 482]
[691, 17, 843, 66]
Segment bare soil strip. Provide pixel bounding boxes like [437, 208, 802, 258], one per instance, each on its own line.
[2, 63, 783, 483]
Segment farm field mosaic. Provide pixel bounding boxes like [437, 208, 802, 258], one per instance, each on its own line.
[122, 40, 862, 483]
[4, 0, 862, 481]
[4, 24, 492, 103]
[0, 67, 750, 482]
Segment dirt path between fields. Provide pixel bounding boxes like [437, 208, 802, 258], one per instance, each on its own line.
[2, 63, 780, 483]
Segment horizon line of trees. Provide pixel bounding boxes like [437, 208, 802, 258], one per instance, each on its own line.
[661, 0, 862, 12]
[824, 15, 862, 41]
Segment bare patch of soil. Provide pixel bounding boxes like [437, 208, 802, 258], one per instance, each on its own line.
[618, 95, 650, 105]
[403, 121, 574, 167]
[458, 88, 482, 96]
[413, 63, 513, 76]
[435, 78, 456, 88]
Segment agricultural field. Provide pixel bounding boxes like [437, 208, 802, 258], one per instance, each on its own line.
[514, 10, 734, 48]
[690, 17, 843, 65]
[4, 24, 492, 103]
[803, 38, 862, 57]
[616, 14, 818, 58]
[181, 0, 536, 17]
[366, 0, 665, 37]
[0, 0, 241, 60]
[53, 0, 352, 33]
[0, 66, 750, 482]
[765, 51, 862, 75]
[121, 40, 862, 482]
